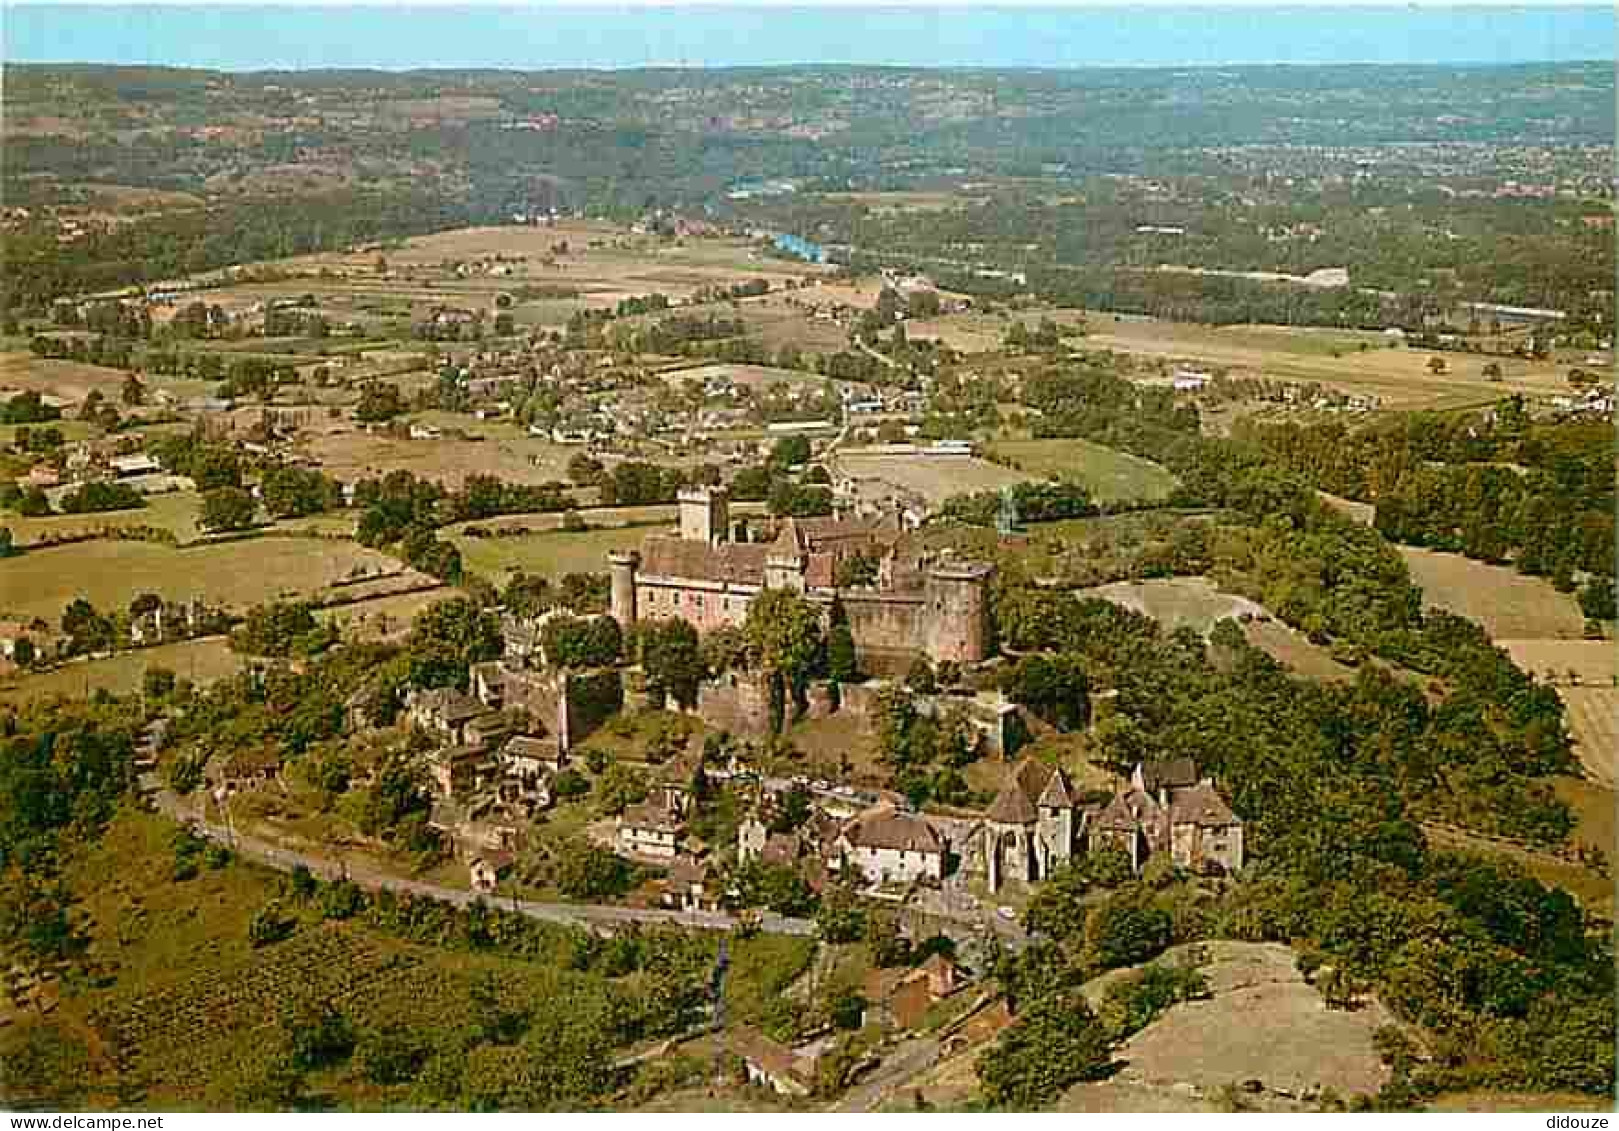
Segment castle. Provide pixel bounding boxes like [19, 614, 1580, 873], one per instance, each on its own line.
[607, 487, 994, 669]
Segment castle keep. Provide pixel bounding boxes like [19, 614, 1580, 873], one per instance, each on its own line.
[609, 487, 994, 668]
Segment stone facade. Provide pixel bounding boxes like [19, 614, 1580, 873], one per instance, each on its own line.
[609, 487, 993, 667]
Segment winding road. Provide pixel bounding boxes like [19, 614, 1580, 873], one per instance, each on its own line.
[140, 774, 815, 938]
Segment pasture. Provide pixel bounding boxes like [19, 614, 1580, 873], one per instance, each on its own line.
[0, 637, 240, 705]
[831, 450, 1026, 505]
[297, 415, 577, 487]
[451, 524, 648, 581]
[0, 536, 399, 621]
[4, 490, 203, 547]
[907, 309, 1569, 410]
[1399, 548, 1588, 639]
[984, 437, 1178, 503]
[1243, 620, 1357, 682]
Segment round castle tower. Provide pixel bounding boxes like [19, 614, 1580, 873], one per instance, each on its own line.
[607, 550, 640, 626]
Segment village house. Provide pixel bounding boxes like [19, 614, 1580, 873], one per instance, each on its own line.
[617, 800, 684, 859]
[206, 748, 285, 800]
[469, 851, 515, 894]
[661, 857, 720, 913]
[834, 804, 945, 886]
[864, 952, 964, 1032]
[728, 1027, 813, 1097]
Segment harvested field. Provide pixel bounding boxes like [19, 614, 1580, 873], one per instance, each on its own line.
[0, 536, 399, 621]
[1062, 941, 1392, 1109]
[318, 587, 452, 642]
[451, 524, 649, 581]
[910, 310, 1567, 411]
[0, 637, 240, 705]
[661, 362, 825, 390]
[1400, 548, 1588, 639]
[0, 353, 128, 406]
[984, 437, 1178, 503]
[1497, 638, 1618, 686]
[298, 417, 575, 486]
[832, 451, 1026, 505]
[1077, 577, 1269, 636]
[1559, 688, 1619, 787]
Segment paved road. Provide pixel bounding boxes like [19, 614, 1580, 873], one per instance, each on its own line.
[833, 1036, 941, 1113]
[141, 776, 814, 938]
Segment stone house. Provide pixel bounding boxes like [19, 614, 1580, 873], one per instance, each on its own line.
[469, 851, 514, 894]
[834, 804, 945, 886]
[1091, 759, 1244, 874]
[729, 1027, 812, 1097]
[618, 801, 684, 859]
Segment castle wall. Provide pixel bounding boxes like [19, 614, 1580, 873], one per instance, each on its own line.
[694, 670, 776, 739]
[840, 591, 928, 668]
[502, 666, 623, 753]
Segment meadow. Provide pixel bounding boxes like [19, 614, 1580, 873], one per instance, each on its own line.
[0, 536, 398, 621]
[831, 450, 1026, 505]
[984, 437, 1179, 503]
[450, 524, 649, 581]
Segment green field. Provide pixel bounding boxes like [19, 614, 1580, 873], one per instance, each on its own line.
[4, 490, 203, 546]
[0, 636, 242, 704]
[451, 525, 649, 580]
[0, 535, 400, 620]
[984, 438, 1179, 503]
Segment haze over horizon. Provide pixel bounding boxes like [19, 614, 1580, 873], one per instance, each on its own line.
[5, 4, 1614, 70]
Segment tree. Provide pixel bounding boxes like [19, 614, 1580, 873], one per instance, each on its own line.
[998, 652, 1091, 731]
[199, 486, 258, 532]
[977, 991, 1112, 1108]
[405, 597, 502, 689]
[261, 466, 336, 518]
[827, 599, 858, 683]
[541, 614, 623, 669]
[1577, 574, 1615, 622]
[744, 589, 825, 685]
[834, 553, 878, 588]
[637, 617, 704, 707]
[770, 434, 811, 469]
[355, 382, 406, 423]
[248, 899, 296, 947]
[554, 842, 632, 900]
[904, 656, 937, 694]
[1482, 361, 1503, 382]
[815, 884, 867, 943]
[121, 373, 146, 406]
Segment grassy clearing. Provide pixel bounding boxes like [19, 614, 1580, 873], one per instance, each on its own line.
[0, 536, 399, 620]
[1075, 577, 1269, 636]
[984, 437, 1178, 503]
[1062, 941, 1392, 1109]
[1243, 621, 1357, 683]
[1399, 549, 1588, 639]
[451, 525, 648, 581]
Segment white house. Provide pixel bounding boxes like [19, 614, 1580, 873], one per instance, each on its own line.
[835, 805, 945, 885]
